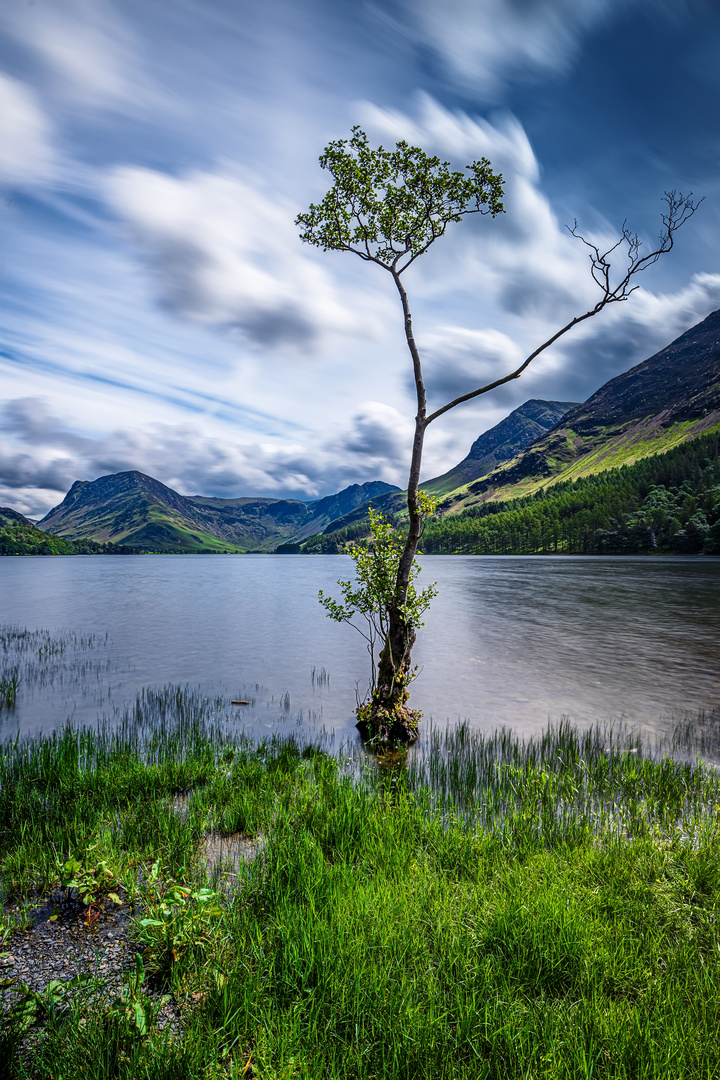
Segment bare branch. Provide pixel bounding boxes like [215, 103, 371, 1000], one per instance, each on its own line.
[426, 191, 702, 427]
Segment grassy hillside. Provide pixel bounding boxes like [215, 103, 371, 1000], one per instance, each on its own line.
[445, 412, 720, 510]
[306, 431, 720, 555]
[427, 431, 720, 555]
[38, 473, 250, 552]
[441, 307, 720, 512]
[0, 521, 135, 556]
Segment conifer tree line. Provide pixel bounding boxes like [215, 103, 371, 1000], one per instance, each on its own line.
[425, 432, 720, 556]
[309, 432, 720, 556]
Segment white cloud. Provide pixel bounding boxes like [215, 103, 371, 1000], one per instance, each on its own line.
[3, 0, 156, 109]
[359, 95, 538, 180]
[357, 96, 716, 376]
[418, 326, 524, 404]
[0, 72, 55, 185]
[544, 271, 720, 396]
[359, 96, 604, 323]
[103, 165, 391, 351]
[400, 0, 631, 95]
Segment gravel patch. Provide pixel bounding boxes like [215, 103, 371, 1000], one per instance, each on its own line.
[3, 891, 136, 996]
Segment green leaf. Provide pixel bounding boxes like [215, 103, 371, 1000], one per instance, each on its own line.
[132, 1000, 149, 1035]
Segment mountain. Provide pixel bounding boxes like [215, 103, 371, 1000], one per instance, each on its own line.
[189, 481, 399, 544]
[0, 507, 121, 555]
[0, 507, 36, 528]
[420, 430, 720, 556]
[37, 472, 400, 552]
[30, 309, 720, 555]
[1, 507, 72, 555]
[447, 308, 720, 510]
[422, 399, 578, 496]
[305, 310, 720, 551]
[300, 399, 580, 544]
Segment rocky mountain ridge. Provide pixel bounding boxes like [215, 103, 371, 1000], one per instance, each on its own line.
[446, 308, 720, 510]
[15, 308, 720, 554]
[37, 473, 400, 552]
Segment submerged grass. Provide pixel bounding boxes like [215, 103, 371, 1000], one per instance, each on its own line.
[0, 626, 114, 710]
[1, 687, 720, 1078]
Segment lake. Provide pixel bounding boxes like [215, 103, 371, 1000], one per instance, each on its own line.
[1, 554, 719, 746]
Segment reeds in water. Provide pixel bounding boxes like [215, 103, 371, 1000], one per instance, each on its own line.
[1, 687, 719, 1078]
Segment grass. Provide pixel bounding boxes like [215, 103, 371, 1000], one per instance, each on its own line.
[455, 417, 720, 507]
[1, 688, 720, 1078]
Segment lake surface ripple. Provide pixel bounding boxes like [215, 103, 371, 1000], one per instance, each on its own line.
[1, 554, 719, 743]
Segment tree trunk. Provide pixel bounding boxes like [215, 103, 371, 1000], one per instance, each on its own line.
[356, 273, 426, 743]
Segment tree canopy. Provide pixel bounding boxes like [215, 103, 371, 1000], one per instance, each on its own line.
[296, 126, 505, 273]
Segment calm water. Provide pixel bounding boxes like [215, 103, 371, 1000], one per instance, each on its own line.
[1, 554, 719, 743]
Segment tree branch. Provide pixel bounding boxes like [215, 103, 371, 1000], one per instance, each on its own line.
[426, 191, 702, 427]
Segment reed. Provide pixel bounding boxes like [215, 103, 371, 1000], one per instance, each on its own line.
[1, 687, 719, 1078]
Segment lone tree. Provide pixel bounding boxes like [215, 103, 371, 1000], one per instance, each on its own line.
[297, 126, 700, 742]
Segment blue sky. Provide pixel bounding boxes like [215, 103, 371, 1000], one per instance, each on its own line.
[1, 0, 720, 516]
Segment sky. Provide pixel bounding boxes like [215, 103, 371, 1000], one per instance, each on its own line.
[2, 0, 720, 517]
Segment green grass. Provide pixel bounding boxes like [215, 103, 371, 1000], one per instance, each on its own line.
[452, 417, 720, 507]
[2, 690, 720, 1077]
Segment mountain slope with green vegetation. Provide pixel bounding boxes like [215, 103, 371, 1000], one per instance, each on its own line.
[37, 472, 250, 553]
[299, 399, 581, 543]
[37, 472, 399, 553]
[306, 431, 720, 554]
[307, 310, 720, 553]
[17, 311, 720, 556]
[444, 307, 720, 510]
[423, 430, 720, 555]
[422, 398, 578, 496]
[0, 508, 133, 556]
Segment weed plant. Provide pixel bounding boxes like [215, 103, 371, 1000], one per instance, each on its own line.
[1, 687, 719, 1078]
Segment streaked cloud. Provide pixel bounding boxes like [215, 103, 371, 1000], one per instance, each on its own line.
[0, 0, 718, 514]
[0, 396, 414, 517]
[1, 0, 160, 111]
[103, 165, 390, 351]
[398, 0, 633, 95]
[0, 72, 55, 185]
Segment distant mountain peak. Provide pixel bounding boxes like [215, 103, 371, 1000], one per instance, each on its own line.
[421, 399, 579, 497]
[456, 308, 720, 505]
[36, 472, 400, 552]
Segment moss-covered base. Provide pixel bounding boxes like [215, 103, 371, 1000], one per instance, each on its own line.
[355, 701, 421, 745]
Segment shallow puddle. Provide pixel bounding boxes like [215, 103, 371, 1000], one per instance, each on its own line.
[200, 832, 265, 882]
